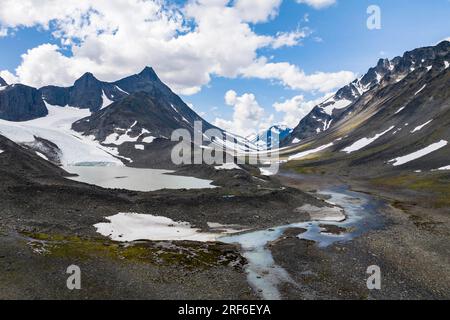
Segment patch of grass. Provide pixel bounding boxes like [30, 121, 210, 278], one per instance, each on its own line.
[21, 232, 244, 270]
[371, 173, 450, 208]
[408, 215, 444, 233]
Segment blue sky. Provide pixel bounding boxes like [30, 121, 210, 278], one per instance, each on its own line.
[0, 0, 449, 136]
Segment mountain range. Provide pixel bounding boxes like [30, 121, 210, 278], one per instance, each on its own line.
[280, 40, 450, 177]
[0, 41, 449, 174]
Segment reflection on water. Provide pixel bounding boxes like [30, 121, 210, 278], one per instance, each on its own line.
[221, 186, 385, 300]
[64, 166, 216, 192]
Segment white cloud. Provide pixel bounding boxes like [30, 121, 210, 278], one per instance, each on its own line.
[0, 0, 352, 96]
[240, 57, 355, 93]
[273, 93, 332, 127]
[0, 70, 19, 84]
[0, 27, 7, 37]
[214, 90, 273, 137]
[234, 0, 282, 23]
[296, 0, 336, 9]
[271, 29, 308, 49]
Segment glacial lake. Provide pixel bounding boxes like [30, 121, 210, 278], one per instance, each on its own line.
[64, 166, 216, 192]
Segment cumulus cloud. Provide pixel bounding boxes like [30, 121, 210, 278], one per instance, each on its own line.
[296, 0, 336, 9]
[214, 90, 274, 137]
[234, 0, 282, 23]
[0, 70, 19, 84]
[240, 57, 355, 93]
[273, 93, 332, 127]
[0, 0, 353, 96]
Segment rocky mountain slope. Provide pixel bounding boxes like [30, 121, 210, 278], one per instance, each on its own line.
[284, 40, 450, 146]
[0, 67, 229, 168]
[0, 82, 48, 121]
[281, 41, 450, 177]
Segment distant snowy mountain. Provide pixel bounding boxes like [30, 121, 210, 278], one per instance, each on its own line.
[247, 125, 292, 149]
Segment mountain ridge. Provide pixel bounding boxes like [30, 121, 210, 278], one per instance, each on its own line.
[283, 40, 450, 146]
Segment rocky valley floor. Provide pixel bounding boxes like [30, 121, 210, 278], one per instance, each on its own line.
[1, 136, 449, 299]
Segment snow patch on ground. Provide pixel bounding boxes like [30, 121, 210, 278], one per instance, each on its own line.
[414, 85, 427, 96]
[288, 143, 334, 160]
[259, 167, 277, 176]
[389, 140, 448, 166]
[295, 204, 346, 222]
[101, 90, 114, 110]
[342, 126, 394, 153]
[432, 165, 450, 171]
[142, 136, 156, 143]
[215, 163, 241, 170]
[445, 61, 449, 69]
[411, 119, 433, 133]
[115, 85, 129, 95]
[103, 122, 151, 145]
[134, 144, 144, 150]
[322, 99, 352, 116]
[94, 213, 234, 242]
[292, 138, 301, 144]
[35, 151, 49, 161]
[395, 106, 406, 114]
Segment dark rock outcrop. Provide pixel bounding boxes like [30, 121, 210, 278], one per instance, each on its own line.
[0, 84, 48, 121]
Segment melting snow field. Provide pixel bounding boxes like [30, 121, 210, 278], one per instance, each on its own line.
[65, 166, 216, 192]
[342, 126, 394, 153]
[322, 98, 352, 115]
[389, 140, 448, 166]
[94, 213, 225, 242]
[91, 182, 384, 300]
[0, 103, 123, 166]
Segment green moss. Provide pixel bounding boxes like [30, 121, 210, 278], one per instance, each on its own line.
[371, 173, 450, 208]
[21, 232, 243, 270]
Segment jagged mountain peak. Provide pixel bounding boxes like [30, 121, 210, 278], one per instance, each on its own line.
[74, 72, 101, 86]
[138, 66, 160, 82]
[0, 76, 7, 87]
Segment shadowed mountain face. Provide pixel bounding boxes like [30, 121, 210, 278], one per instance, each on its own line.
[284, 41, 450, 146]
[38, 67, 187, 113]
[72, 91, 216, 142]
[70, 74, 221, 168]
[0, 84, 48, 121]
[281, 41, 450, 176]
[0, 77, 7, 87]
[39, 72, 129, 112]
